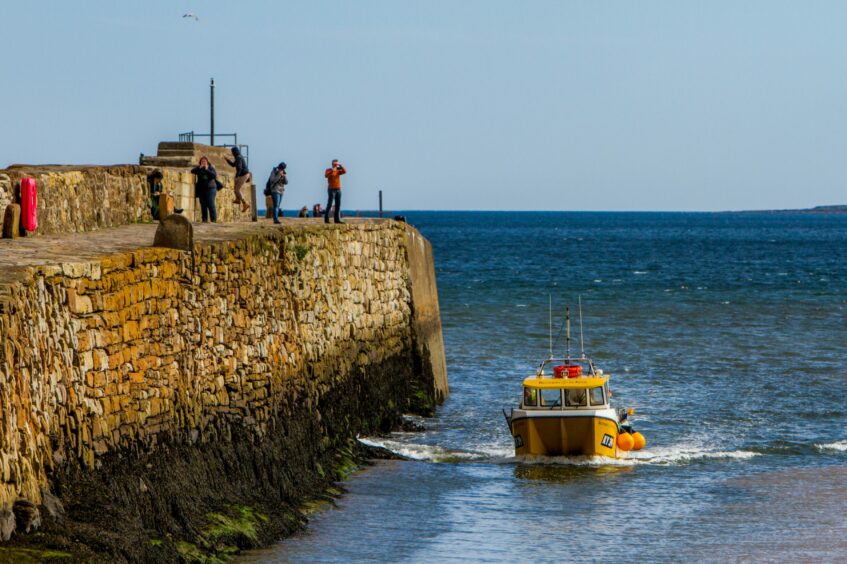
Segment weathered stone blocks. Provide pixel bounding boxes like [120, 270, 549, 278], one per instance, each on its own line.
[0, 221, 447, 547]
[0, 164, 251, 237]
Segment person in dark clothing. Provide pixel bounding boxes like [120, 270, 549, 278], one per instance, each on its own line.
[225, 146, 251, 213]
[191, 156, 218, 222]
[148, 170, 164, 220]
[324, 159, 346, 224]
[265, 162, 288, 224]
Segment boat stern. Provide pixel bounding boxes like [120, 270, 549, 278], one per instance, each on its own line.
[509, 410, 620, 458]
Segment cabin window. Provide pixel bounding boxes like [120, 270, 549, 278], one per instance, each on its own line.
[539, 389, 562, 407]
[565, 389, 587, 407]
[523, 388, 537, 407]
[590, 386, 605, 406]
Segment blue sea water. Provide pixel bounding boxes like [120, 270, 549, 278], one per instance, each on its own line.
[247, 212, 847, 563]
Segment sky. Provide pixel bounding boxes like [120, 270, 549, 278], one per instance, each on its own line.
[1, 1, 846, 211]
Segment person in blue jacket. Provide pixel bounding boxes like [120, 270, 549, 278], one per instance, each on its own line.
[265, 162, 288, 224]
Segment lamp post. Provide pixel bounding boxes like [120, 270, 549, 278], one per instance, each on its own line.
[210, 78, 215, 146]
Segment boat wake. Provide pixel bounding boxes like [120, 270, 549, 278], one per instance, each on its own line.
[358, 436, 760, 467]
[358, 436, 512, 463]
[815, 440, 847, 452]
[626, 444, 759, 465]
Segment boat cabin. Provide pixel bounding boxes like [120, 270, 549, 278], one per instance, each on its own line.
[521, 360, 610, 409]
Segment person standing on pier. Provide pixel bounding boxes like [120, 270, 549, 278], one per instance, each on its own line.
[148, 170, 164, 220]
[191, 156, 219, 222]
[324, 159, 346, 224]
[225, 146, 251, 213]
[265, 162, 288, 224]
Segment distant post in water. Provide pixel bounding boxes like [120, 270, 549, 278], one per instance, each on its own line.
[210, 78, 215, 146]
[379, 190, 383, 218]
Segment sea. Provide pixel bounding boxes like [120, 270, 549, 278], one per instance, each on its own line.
[245, 211, 847, 563]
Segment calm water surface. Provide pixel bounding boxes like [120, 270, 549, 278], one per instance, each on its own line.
[246, 212, 847, 563]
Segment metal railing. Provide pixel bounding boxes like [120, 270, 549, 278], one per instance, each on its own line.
[177, 131, 249, 165]
[179, 131, 237, 145]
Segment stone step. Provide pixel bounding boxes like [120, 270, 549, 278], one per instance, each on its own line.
[158, 142, 196, 152]
[157, 149, 197, 157]
[140, 156, 195, 168]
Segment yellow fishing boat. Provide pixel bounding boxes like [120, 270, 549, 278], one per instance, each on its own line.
[503, 305, 646, 458]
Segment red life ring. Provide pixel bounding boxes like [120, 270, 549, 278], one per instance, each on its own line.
[553, 365, 583, 378]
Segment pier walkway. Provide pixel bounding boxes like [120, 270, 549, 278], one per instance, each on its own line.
[0, 218, 382, 289]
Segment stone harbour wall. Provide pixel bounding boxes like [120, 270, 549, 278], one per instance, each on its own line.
[0, 164, 250, 236]
[0, 220, 447, 560]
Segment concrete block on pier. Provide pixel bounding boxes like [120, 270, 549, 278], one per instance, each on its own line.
[153, 213, 193, 251]
[158, 193, 175, 220]
[2, 204, 20, 239]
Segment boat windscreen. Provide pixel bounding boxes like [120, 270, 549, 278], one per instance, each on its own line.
[565, 389, 587, 407]
[589, 386, 605, 406]
[539, 389, 561, 407]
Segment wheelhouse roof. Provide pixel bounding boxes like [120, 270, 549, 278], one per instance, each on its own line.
[522, 375, 609, 389]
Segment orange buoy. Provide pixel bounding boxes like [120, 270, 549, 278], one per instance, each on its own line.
[553, 365, 567, 378]
[617, 432, 634, 451]
[566, 365, 583, 378]
[632, 432, 646, 451]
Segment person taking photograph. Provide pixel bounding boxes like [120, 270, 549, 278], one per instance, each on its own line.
[265, 162, 288, 224]
[324, 159, 346, 224]
[191, 156, 218, 222]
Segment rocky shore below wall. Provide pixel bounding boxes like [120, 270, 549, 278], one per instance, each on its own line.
[0, 219, 448, 562]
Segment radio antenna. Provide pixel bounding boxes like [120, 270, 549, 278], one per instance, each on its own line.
[578, 295, 585, 357]
[548, 294, 553, 359]
[566, 305, 571, 361]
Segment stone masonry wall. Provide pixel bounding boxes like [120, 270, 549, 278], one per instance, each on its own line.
[0, 164, 250, 236]
[0, 221, 446, 523]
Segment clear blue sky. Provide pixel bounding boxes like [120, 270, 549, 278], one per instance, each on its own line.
[1, 1, 845, 211]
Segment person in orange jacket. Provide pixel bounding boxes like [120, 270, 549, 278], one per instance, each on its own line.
[324, 159, 346, 224]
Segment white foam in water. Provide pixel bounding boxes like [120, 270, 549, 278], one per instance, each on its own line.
[358, 437, 512, 462]
[815, 440, 847, 452]
[358, 436, 759, 467]
[627, 444, 760, 465]
[513, 445, 759, 467]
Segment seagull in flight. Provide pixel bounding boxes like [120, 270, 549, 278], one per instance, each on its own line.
[183, 12, 199, 21]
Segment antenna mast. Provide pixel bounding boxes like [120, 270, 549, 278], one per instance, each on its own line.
[548, 295, 553, 359]
[578, 295, 585, 358]
[566, 305, 571, 361]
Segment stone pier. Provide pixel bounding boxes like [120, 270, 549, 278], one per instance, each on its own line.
[0, 216, 447, 561]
